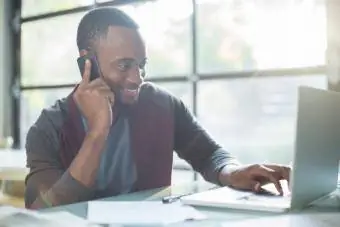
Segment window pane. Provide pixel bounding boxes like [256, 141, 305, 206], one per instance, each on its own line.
[197, 0, 327, 73]
[21, 13, 84, 86]
[20, 88, 72, 145]
[118, 0, 192, 77]
[22, 0, 93, 18]
[197, 75, 327, 165]
[153, 82, 192, 110]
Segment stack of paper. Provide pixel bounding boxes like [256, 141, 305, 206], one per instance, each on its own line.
[87, 201, 206, 226]
[0, 206, 98, 227]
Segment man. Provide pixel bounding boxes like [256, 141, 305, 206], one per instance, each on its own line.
[25, 7, 290, 209]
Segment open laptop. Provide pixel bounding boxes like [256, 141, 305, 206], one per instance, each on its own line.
[181, 86, 340, 213]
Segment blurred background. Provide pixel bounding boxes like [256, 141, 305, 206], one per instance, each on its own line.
[1, 0, 340, 191]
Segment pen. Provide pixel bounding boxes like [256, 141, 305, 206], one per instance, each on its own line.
[162, 193, 191, 204]
[162, 186, 221, 204]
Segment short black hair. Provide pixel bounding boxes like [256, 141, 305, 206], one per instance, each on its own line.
[76, 7, 139, 51]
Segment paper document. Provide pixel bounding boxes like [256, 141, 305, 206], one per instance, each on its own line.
[0, 206, 99, 227]
[87, 201, 206, 225]
[222, 213, 340, 227]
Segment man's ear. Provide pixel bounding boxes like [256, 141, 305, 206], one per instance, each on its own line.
[79, 49, 88, 57]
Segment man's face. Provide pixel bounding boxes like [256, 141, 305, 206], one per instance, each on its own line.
[94, 26, 146, 105]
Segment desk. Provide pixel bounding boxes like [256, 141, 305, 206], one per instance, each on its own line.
[0, 149, 28, 207]
[40, 182, 339, 226]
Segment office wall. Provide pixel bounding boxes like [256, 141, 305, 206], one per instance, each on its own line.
[0, 0, 12, 139]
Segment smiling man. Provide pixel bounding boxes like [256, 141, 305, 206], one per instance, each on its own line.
[25, 7, 290, 209]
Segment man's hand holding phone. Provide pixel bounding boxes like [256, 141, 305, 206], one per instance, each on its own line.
[73, 59, 114, 137]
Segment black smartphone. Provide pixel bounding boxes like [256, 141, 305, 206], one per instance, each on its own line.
[77, 52, 102, 81]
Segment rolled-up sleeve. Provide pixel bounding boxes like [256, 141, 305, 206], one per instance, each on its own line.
[173, 98, 240, 185]
[25, 121, 95, 209]
[200, 148, 240, 184]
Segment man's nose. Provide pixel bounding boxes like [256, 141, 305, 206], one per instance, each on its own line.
[127, 66, 144, 86]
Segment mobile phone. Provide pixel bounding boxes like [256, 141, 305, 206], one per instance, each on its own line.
[77, 52, 102, 81]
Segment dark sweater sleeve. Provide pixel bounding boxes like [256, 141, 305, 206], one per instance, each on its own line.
[25, 124, 95, 209]
[173, 98, 240, 184]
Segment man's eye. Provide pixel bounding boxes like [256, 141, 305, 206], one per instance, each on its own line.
[118, 63, 130, 72]
[117, 60, 147, 74]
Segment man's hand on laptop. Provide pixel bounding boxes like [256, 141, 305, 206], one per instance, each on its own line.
[218, 164, 290, 196]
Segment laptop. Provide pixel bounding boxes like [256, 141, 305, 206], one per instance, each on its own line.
[181, 86, 340, 213]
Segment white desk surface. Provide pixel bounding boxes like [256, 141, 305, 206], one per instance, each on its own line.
[41, 182, 340, 227]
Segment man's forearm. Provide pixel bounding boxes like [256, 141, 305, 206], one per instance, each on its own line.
[69, 130, 108, 187]
[30, 170, 95, 209]
[217, 163, 242, 186]
[201, 148, 241, 185]
[30, 130, 108, 209]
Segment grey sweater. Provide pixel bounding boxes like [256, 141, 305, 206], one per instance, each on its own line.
[25, 83, 240, 209]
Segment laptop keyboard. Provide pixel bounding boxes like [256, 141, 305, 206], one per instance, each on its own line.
[239, 193, 291, 204]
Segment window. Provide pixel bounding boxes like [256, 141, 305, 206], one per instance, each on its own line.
[18, 0, 327, 184]
[197, 75, 327, 165]
[21, 13, 84, 86]
[20, 88, 73, 143]
[22, 0, 93, 17]
[118, 0, 192, 77]
[196, 0, 326, 73]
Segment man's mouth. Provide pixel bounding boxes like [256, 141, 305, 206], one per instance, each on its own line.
[122, 88, 139, 97]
